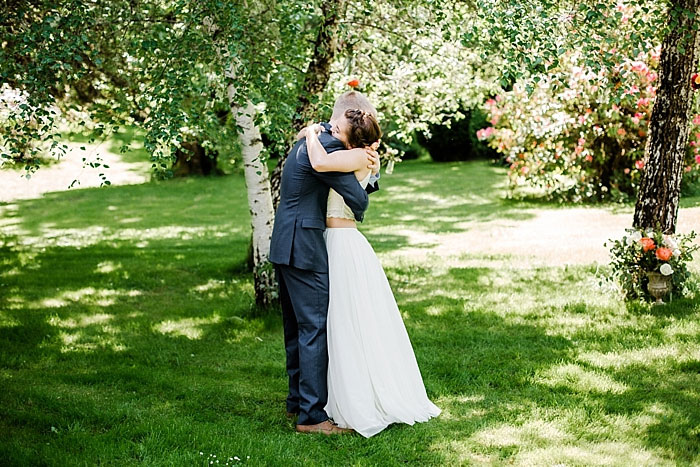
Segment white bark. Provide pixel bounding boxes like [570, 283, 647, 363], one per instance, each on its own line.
[232, 95, 275, 269]
[205, 16, 277, 306]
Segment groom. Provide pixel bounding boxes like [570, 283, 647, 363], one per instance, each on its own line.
[269, 91, 380, 435]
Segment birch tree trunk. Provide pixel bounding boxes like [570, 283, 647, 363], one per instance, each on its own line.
[204, 16, 277, 307]
[269, 0, 347, 210]
[230, 95, 277, 307]
[633, 0, 700, 233]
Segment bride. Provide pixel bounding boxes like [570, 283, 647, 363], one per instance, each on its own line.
[304, 109, 441, 438]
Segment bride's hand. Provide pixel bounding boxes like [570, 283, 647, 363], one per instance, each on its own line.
[296, 124, 323, 141]
[306, 123, 323, 137]
[365, 147, 380, 174]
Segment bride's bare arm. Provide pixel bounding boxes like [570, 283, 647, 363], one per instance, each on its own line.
[305, 125, 370, 173]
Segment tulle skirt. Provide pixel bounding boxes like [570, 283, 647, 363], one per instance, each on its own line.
[323, 228, 441, 438]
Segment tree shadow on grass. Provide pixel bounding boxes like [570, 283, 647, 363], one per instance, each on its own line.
[386, 263, 700, 464]
[1, 246, 575, 464]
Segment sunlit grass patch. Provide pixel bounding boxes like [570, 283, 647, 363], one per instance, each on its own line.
[536, 363, 628, 394]
[153, 314, 223, 340]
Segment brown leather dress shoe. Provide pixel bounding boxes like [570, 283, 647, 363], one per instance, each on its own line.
[295, 420, 354, 435]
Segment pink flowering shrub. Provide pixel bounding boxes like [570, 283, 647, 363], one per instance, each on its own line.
[478, 48, 700, 202]
[685, 115, 700, 191]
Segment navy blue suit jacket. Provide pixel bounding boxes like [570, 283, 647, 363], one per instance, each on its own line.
[269, 127, 373, 273]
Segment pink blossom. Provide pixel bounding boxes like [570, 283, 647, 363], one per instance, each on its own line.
[578, 138, 586, 146]
[647, 72, 658, 82]
[495, 95, 503, 102]
[575, 146, 584, 154]
[696, 155, 700, 164]
[624, 168, 631, 174]
[631, 62, 648, 75]
[637, 98, 651, 108]
[631, 116, 640, 125]
[585, 155, 593, 162]
[476, 127, 495, 140]
[694, 115, 700, 126]
[490, 116, 500, 125]
[624, 85, 640, 96]
[485, 99, 497, 107]
[686, 166, 693, 172]
[521, 166, 529, 174]
[617, 128, 627, 136]
[635, 160, 645, 170]
[578, 115, 586, 124]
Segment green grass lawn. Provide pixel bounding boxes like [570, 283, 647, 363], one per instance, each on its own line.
[1, 159, 699, 465]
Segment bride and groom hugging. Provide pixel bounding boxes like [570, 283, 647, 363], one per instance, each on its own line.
[269, 91, 440, 438]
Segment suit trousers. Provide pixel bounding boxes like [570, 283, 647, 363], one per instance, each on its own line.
[275, 264, 330, 426]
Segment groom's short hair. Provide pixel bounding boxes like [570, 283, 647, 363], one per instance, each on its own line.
[331, 91, 377, 120]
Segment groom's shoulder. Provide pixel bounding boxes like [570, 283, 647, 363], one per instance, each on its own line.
[318, 126, 345, 153]
[288, 138, 310, 167]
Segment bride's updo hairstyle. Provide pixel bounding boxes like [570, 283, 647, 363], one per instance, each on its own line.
[344, 109, 382, 149]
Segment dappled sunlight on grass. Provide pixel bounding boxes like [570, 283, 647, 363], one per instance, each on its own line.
[94, 261, 121, 274]
[154, 314, 222, 340]
[49, 312, 113, 328]
[55, 325, 126, 354]
[578, 344, 700, 370]
[0, 312, 21, 328]
[514, 441, 668, 466]
[34, 287, 142, 309]
[536, 363, 628, 394]
[472, 419, 570, 448]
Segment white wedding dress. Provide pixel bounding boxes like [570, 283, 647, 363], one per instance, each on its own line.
[323, 173, 441, 438]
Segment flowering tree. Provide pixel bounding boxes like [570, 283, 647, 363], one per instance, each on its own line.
[477, 47, 689, 202]
[470, 0, 700, 233]
[311, 2, 499, 168]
